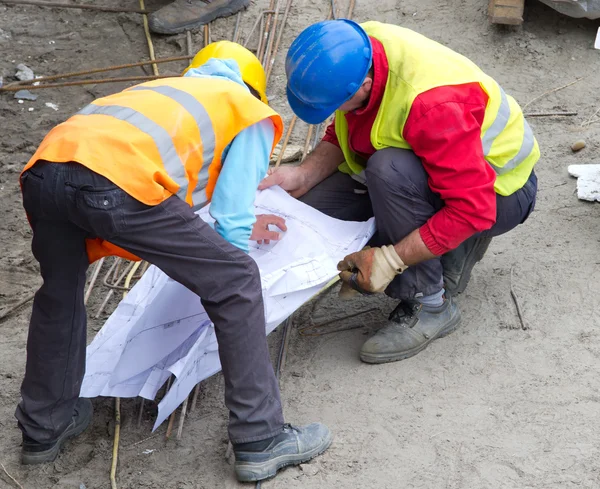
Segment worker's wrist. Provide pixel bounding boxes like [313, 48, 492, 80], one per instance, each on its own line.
[380, 245, 408, 274]
[296, 164, 314, 193]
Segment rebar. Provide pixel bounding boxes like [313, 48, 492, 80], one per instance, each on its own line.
[176, 396, 190, 440]
[275, 115, 297, 168]
[242, 10, 275, 48]
[303, 125, 314, 160]
[262, 0, 282, 68]
[3, 56, 192, 89]
[1, 75, 168, 91]
[84, 257, 105, 305]
[136, 398, 145, 428]
[257, 0, 276, 63]
[190, 383, 201, 412]
[232, 11, 242, 42]
[347, 0, 356, 18]
[0, 0, 150, 13]
[110, 397, 121, 489]
[265, 0, 293, 83]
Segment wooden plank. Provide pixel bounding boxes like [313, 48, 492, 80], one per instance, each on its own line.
[488, 0, 525, 25]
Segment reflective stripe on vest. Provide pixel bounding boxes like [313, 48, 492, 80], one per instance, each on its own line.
[482, 86, 536, 176]
[78, 85, 216, 208]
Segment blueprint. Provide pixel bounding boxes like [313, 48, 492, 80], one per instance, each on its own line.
[81, 186, 375, 430]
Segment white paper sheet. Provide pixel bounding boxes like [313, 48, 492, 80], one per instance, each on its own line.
[81, 186, 375, 429]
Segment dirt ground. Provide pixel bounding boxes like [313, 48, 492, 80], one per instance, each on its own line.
[1, 0, 600, 488]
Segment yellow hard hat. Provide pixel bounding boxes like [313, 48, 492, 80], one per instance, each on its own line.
[184, 40, 268, 104]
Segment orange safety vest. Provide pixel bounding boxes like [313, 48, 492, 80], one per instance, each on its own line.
[23, 77, 284, 262]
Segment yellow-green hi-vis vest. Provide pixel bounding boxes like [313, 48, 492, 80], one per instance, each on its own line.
[335, 21, 539, 196]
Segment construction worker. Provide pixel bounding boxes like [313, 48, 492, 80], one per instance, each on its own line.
[16, 41, 331, 482]
[261, 20, 538, 364]
[149, 0, 248, 35]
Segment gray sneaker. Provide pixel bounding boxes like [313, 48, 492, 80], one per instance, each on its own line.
[148, 0, 250, 35]
[360, 298, 461, 364]
[233, 423, 332, 482]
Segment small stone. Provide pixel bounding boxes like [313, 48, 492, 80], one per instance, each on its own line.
[15, 63, 34, 81]
[476, 341, 483, 346]
[80, 484, 87, 489]
[571, 140, 586, 152]
[299, 463, 320, 476]
[14, 89, 37, 101]
[28, 107, 34, 112]
[45, 102, 59, 111]
[17, 99, 24, 104]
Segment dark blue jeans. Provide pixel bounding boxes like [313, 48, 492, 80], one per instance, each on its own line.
[300, 148, 537, 300]
[17, 161, 284, 445]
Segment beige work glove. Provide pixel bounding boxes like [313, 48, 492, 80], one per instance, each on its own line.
[337, 245, 408, 295]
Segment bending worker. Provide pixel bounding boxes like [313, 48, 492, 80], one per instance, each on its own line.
[16, 41, 330, 482]
[261, 20, 538, 364]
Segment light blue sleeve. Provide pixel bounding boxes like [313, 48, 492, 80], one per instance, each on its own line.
[209, 118, 275, 253]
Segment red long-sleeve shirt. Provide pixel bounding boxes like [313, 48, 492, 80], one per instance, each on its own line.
[323, 37, 497, 256]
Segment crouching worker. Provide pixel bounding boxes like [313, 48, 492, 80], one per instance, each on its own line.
[16, 41, 331, 482]
[261, 20, 538, 364]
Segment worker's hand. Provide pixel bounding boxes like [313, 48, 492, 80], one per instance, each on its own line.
[251, 214, 287, 245]
[258, 166, 309, 198]
[337, 245, 408, 294]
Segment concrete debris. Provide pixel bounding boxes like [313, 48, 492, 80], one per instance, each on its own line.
[14, 89, 38, 101]
[299, 463, 320, 476]
[568, 164, 600, 202]
[15, 63, 34, 81]
[45, 102, 59, 111]
[270, 144, 303, 164]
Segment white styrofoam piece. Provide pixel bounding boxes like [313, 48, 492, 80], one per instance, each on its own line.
[568, 164, 600, 202]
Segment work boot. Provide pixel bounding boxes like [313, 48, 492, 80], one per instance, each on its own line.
[233, 423, 332, 482]
[441, 236, 492, 296]
[360, 298, 461, 364]
[149, 0, 250, 35]
[21, 398, 93, 465]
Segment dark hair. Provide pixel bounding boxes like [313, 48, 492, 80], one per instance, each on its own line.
[244, 82, 262, 101]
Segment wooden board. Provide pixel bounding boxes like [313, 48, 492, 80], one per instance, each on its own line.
[488, 0, 525, 25]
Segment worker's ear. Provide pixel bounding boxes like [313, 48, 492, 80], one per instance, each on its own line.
[361, 76, 373, 93]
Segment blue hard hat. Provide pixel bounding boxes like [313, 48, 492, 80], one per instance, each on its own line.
[285, 19, 373, 124]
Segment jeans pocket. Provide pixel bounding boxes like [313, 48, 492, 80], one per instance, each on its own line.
[77, 186, 126, 238]
[80, 186, 124, 210]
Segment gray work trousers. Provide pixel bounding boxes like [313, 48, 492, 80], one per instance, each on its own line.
[16, 161, 284, 444]
[300, 148, 538, 300]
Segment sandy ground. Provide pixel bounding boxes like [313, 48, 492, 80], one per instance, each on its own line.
[1, 0, 600, 488]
